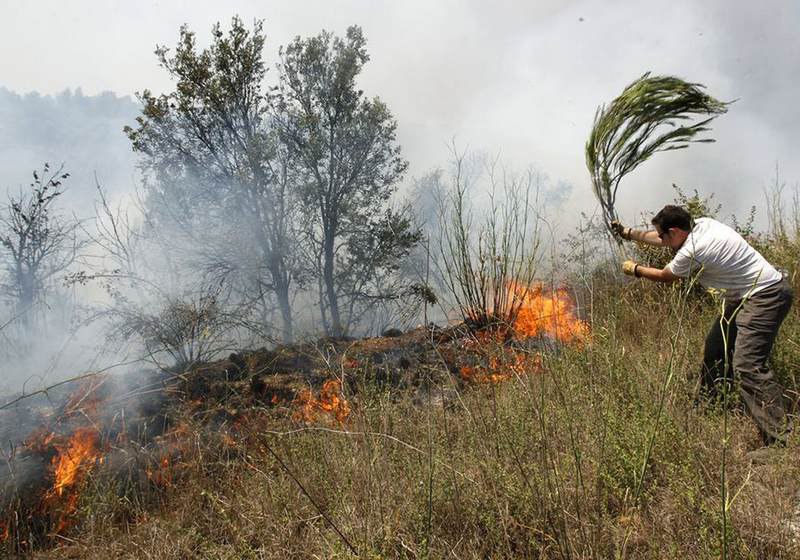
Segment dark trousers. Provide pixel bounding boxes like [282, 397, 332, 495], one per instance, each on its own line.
[701, 277, 794, 444]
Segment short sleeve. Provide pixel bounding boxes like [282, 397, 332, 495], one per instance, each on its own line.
[666, 248, 701, 278]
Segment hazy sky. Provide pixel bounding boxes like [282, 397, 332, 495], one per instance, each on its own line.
[1, 0, 799, 229]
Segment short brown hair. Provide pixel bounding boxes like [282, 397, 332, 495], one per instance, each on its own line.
[652, 205, 692, 232]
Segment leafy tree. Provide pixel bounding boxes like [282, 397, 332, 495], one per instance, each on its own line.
[274, 26, 419, 336]
[125, 17, 300, 342]
[0, 164, 82, 332]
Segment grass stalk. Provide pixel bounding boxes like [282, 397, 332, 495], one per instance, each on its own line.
[619, 272, 701, 558]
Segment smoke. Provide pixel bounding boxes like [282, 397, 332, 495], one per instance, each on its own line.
[0, 89, 144, 393]
[1, 3, 798, 393]
[0, 88, 140, 213]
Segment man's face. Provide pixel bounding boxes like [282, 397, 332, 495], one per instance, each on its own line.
[656, 226, 688, 251]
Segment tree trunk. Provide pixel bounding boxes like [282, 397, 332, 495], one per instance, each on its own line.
[273, 275, 293, 343]
[322, 228, 343, 337]
[18, 269, 35, 333]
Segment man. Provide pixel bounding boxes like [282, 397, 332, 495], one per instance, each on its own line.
[613, 205, 794, 445]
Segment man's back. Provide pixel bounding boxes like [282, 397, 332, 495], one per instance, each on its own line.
[666, 217, 782, 298]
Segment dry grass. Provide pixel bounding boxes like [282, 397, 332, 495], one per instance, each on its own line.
[6, 200, 796, 559]
[16, 262, 798, 559]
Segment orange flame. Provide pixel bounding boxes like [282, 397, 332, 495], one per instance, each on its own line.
[508, 281, 589, 342]
[49, 428, 102, 498]
[456, 282, 585, 385]
[293, 380, 351, 423]
[146, 456, 173, 487]
[460, 352, 543, 384]
[38, 427, 105, 534]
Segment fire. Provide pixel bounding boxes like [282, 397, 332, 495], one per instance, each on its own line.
[35, 427, 106, 534]
[508, 281, 588, 342]
[460, 352, 543, 384]
[146, 456, 173, 487]
[49, 428, 102, 497]
[293, 379, 350, 423]
[455, 282, 585, 385]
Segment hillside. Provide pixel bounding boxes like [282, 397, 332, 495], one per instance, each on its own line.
[1, 266, 798, 558]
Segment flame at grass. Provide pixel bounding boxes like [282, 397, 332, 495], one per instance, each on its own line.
[50, 428, 102, 497]
[457, 281, 588, 385]
[508, 281, 589, 342]
[38, 426, 105, 534]
[460, 353, 543, 384]
[293, 379, 350, 424]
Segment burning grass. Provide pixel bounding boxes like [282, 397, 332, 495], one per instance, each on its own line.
[292, 379, 351, 424]
[509, 281, 589, 342]
[0, 283, 586, 554]
[4, 272, 800, 558]
[44, 427, 105, 532]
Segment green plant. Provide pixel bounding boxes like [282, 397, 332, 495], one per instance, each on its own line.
[586, 73, 729, 233]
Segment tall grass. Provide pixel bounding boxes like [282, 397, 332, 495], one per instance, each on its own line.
[24, 267, 798, 559]
[16, 182, 800, 559]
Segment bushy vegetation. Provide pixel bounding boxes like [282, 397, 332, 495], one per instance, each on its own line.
[2, 15, 799, 560]
[14, 200, 798, 560]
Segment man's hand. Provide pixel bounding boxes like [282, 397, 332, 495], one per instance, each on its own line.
[610, 220, 631, 241]
[622, 260, 640, 277]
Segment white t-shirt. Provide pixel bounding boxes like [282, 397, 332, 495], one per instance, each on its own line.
[665, 217, 782, 299]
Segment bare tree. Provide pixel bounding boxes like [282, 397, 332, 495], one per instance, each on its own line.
[0, 164, 83, 333]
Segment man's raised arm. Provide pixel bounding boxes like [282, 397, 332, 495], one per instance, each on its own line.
[611, 221, 665, 247]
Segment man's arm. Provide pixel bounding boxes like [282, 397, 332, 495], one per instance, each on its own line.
[611, 221, 666, 247]
[623, 260, 680, 283]
[626, 229, 665, 247]
[635, 264, 679, 283]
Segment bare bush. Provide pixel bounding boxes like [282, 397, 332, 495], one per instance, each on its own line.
[114, 284, 241, 369]
[0, 164, 85, 334]
[437, 150, 542, 331]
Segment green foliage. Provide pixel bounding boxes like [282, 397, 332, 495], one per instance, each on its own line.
[672, 185, 722, 221]
[586, 73, 729, 233]
[126, 17, 270, 172]
[125, 17, 300, 343]
[275, 26, 418, 336]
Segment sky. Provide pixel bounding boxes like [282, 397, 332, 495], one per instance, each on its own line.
[1, 0, 799, 231]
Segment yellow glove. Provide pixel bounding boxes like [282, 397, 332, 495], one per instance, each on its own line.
[622, 260, 640, 277]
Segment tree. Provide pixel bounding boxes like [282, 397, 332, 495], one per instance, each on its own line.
[275, 26, 419, 336]
[125, 17, 299, 342]
[0, 164, 82, 332]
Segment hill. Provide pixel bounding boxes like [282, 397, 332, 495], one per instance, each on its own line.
[0, 259, 798, 558]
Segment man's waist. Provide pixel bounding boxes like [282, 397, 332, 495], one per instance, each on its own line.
[746, 274, 789, 299]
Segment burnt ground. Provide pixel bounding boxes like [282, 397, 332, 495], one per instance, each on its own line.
[0, 323, 552, 551]
[188, 323, 477, 410]
[190, 322, 548, 414]
[0, 322, 547, 464]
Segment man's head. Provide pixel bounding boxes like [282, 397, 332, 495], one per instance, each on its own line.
[651, 205, 692, 250]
